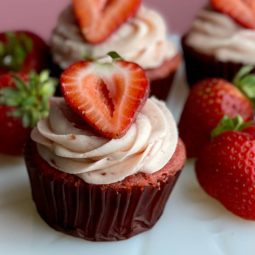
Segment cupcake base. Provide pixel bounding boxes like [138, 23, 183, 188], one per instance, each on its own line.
[182, 36, 245, 86]
[25, 139, 186, 241]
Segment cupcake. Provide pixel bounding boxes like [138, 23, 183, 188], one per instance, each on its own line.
[50, 0, 180, 100]
[182, 0, 255, 86]
[25, 54, 186, 241]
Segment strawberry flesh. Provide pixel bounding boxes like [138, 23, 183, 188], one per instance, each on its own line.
[211, 0, 255, 29]
[72, 0, 141, 44]
[61, 59, 149, 138]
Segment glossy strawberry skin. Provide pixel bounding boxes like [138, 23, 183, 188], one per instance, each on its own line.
[196, 129, 255, 220]
[61, 60, 149, 139]
[72, 0, 141, 44]
[0, 74, 31, 155]
[0, 31, 50, 75]
[178, 78, 253, 158]
[211, 0, 255, 29]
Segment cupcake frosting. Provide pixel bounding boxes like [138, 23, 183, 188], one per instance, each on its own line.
[50, 5, 176, 69]
[185, 9, 255, 64]
[31, 97, 178, 185]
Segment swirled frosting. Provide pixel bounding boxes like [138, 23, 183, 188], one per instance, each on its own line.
[31, 97, 178, 185]
[185, 9, 255, 64]
[50, 5, 176, 69]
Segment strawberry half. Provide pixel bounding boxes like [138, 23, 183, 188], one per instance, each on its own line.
[196, 116, 255, 220]
[179, 66, 255, 158]
[0, 31, 50, 75]
[61, 53, 149, 138]
[72, 0, 141, 44]
[211, 0, 255, 29]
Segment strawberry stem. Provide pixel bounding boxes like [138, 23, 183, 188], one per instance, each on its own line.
[107, 51, 123, 61]
[0, 32, 33, 71]
[233, 65, 255, 106]
[0, 70, 57, 128]
[211, 115, 252, 138]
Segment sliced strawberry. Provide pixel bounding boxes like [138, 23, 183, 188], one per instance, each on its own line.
[211, 0, 255, 29]
[61, 56, 149, 138]
[72, 0, 141, 44]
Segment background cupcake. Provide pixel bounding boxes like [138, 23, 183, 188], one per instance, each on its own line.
[50, 0, 180, 100]
[25, 55, 186, 241]
[182, 0, 255, 86]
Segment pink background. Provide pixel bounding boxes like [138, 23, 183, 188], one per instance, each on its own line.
[0, 0, 207, 40]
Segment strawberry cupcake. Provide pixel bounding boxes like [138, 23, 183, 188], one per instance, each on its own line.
[182, 0, 255, 86]
[50, 0, 180, 100]
[25, 54, 186, 241]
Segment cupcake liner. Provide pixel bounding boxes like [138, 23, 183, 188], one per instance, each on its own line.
[146, 54, 181, 101]
[182, 36, 245, 87]
[25, 140, 182, 241]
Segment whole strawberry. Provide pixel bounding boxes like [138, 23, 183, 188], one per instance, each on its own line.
[179, 66, 255, 158]
[0, 71, 57, 155]
[0, 31, 50, 74]
[196, 116, 255, 220]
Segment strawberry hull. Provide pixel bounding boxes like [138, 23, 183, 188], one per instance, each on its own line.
[182, 35, 248, 86]
[25, 139, 186, 241]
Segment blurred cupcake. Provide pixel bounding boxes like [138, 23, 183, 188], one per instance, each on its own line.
[25, 55, 186, 241]
[50, 0, 180, 100]
[182, 0, 255, 86]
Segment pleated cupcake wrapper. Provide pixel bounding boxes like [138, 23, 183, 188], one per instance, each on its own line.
[181, 36, 246, 87]
[149, 71, 177, 101]
[25, 143, 180, 241]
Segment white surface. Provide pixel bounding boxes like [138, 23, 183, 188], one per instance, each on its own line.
[1, 61, 255, 255]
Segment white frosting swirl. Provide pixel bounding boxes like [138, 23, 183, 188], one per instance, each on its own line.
[185, 9, 255, 64]
[50, 5, 176, 69]
[31, 97, 178, 185]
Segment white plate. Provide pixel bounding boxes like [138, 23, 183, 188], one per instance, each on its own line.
[1, 55, 255, 255]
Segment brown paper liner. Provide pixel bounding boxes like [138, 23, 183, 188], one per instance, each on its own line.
[181, 35, 245, 87]
[25, 139, 185, 241]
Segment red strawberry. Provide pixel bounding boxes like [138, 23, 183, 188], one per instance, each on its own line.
[61, 52, 149, 138]
[72, 0, 141, 44]
[0, 71, 56, 155]
[179, 66, 255, 158]
[196, 116, 255, 220]
[0, 31, 50, 75]
[211, 0, 255, 29]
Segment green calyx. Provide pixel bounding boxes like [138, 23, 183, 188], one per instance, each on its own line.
[211, 115, 252, 138]
[0, 70, 57, 128]
[233, 65, 255, 106]
[0, 32, 33, 71]
[107, 51, 123, 61]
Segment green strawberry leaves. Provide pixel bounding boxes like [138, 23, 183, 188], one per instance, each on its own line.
[211, 115, 252, 138]
[0, 32, 33, 71]
[0, 70, 57, 128]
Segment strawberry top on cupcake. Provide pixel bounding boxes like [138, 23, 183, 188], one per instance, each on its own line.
[50, 0, 177, 71]
[31, 54, 179, 185]
[184, 0, 255, 64]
